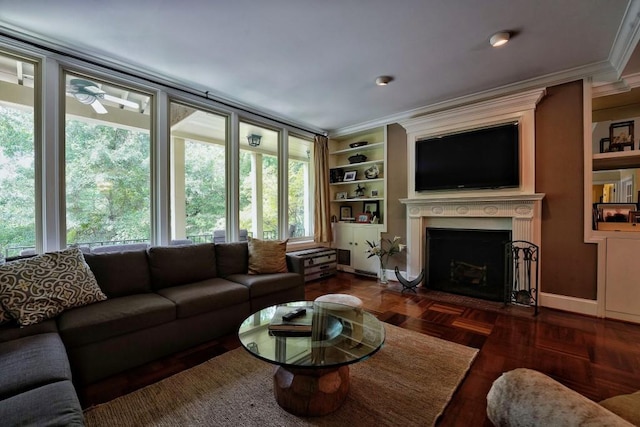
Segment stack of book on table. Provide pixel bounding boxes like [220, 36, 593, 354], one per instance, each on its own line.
[268, 306, 313, 337]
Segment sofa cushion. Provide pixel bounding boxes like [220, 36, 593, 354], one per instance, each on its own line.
[600, 391, 640, 425]
[226, 272, 303, 298]
[0, 319, 58, 344]
[215, 242, 249, 276]
[0, 248, 107, 326]
[0, 380, 84, 427]
[0, 332, 72, 400]
[83, 250, 152, 297]
[247, 237, 288, 274]
[157, 278, 249, 319]
[147, 243, 217, 290]
[58, 293, 176, 347]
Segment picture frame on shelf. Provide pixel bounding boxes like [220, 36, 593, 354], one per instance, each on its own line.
[599, 137, 611, 153]
[371, 189, 379, 197]
[340, 206, 353, 221]
[343, 171, 357, 182]
[335, 191, 348, 200]
[594, 203, 638, 223]
[356, 213, 372, 223]
[609, 121, 634, 151]
[363, 200, 379, 217]
[629, 211, 640, 224]
[330, 168, 345, 183]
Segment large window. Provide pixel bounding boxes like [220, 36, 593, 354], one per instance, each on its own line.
[288, 135, 314, 239]
[0, 53, 36, 258]
[239, 122, 280, 240]
[170, 103, 227, 243]
[0, 43, 319, 256]
[64, 73, 152, 249]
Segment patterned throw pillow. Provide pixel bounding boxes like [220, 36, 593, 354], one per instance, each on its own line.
[247, 236, 288, 274]
[0, 248, 107, 326]
[0, 303, 13, 325]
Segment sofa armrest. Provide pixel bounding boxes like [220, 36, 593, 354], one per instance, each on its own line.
[486, 368, 633, 426]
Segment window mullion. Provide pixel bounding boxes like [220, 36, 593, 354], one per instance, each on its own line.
[41, 57, 63, 252]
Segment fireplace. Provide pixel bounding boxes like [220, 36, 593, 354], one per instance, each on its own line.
[425, 228, 511, 302]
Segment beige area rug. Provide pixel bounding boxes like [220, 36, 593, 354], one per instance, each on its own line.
[84, 324, 478, 427]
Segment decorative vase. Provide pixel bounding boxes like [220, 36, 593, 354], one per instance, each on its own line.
[379, 262, 388, 284]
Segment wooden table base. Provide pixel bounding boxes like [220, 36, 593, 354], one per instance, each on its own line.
[273, 365, 350, 416]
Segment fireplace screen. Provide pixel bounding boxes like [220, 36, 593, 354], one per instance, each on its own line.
[425, 228, 511, 302]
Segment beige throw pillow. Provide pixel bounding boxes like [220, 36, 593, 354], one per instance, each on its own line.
[0, 248, 107, 326]
[247, 237, 288, 274]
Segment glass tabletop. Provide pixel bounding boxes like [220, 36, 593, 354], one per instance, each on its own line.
[238, 301, 385, 369]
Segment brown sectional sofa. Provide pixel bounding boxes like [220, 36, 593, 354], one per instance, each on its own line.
[0, 242, 304, 426]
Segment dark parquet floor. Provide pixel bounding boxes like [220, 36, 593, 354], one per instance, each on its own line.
[81, 272, 640, 426]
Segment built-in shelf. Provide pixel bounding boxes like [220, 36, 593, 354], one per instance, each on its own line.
[331, 197, 384, 203]
[332, 159, 384, 170]
[330, 142, 384, 155]
[330, 178, 384, 186]
[593, 150, 640, 170]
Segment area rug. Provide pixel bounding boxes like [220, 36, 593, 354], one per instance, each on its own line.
[84, 323, 478, 427]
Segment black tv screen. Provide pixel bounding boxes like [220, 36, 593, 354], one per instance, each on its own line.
[415, 123, 519, 191]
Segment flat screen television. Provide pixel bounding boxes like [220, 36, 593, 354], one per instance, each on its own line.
[415, 122, 519, 191]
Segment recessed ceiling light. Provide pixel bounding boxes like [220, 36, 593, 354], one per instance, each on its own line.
[375, 76, 393, 86]
[489, 31, 510, 47]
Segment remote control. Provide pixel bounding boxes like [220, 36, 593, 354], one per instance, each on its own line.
[282, 308, 306, 321]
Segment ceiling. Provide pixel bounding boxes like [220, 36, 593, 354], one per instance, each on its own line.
[0, 0, 639, 133]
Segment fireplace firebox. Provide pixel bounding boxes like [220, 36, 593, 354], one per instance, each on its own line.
[425, 228, 511, 302]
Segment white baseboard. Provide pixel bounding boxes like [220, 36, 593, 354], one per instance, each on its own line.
[539, 292, 599, 317]
[382, 268, 410, 282]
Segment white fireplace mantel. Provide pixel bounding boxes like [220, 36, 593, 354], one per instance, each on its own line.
[400, 194, 545, 280]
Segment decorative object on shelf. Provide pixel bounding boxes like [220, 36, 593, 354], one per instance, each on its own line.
[348, 153, 367, 164]
[339, 206, 353, 221]
[609, 121, 634, 152]
[354, 184, 366, 198]
[247, 134, 262, 147]
[394, 267, 424, 293]
[349, 141, 368, 148]
[364, 164, 379, 179]
[363, 200, 379, 217]
[335, 191, 348, 200]
[365, 236, 406, 285]
[371, 189, 379, 197]
[343, 171, 357, 181]
[330, 168, 344, 183]
[356, 213, 372, 223]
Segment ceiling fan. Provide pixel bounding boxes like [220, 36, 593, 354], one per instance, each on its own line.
[67, 78, 139, 114]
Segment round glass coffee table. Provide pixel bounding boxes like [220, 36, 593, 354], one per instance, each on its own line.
[238, 300, 385, 416]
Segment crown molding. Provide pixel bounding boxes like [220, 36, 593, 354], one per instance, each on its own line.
[592, 71, 640, 98]
[331, 60, 614, 137]
[607, 0, 640, 77]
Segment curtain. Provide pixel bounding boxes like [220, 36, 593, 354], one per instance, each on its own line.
[313, 135, 332, 243]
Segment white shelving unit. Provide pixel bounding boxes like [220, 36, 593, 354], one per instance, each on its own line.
[329, 126, 387, 276]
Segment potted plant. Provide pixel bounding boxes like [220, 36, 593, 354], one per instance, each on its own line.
[366, 236, 405, 284]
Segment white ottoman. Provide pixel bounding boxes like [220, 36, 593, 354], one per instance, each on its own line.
[314, 294, 364, 346]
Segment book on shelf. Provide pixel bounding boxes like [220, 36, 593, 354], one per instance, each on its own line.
[268, 305, 313, 336]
